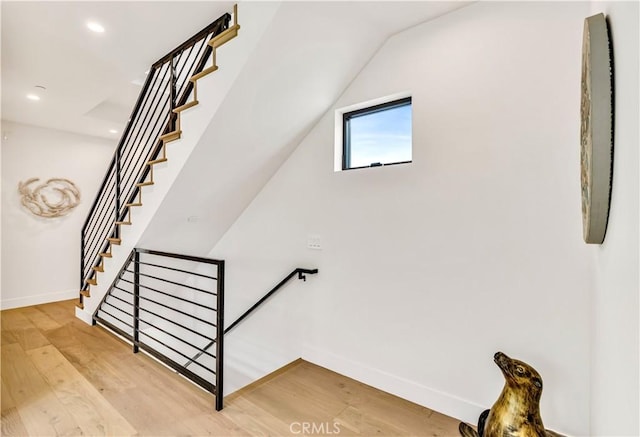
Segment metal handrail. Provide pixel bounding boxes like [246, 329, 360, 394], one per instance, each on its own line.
[225, 268, 318, 334]
[184, 268, 318, 369]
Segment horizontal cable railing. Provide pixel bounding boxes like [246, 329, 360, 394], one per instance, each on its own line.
[80, 13, 231, 303]
[93, 248, 225, 411]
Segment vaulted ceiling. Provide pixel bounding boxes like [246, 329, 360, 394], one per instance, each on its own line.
[1, 1, 233, 139]
[3, 1, 473, 255]
[1, 1, 471, 141]
[136, 1, 474, 253]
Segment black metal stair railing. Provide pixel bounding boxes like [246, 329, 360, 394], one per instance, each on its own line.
[95, 256, 318, 411]
[80, 13, 232, 305]
[93, 248, 226, 411]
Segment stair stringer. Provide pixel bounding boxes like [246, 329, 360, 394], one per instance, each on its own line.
[75, 2, 283, 324]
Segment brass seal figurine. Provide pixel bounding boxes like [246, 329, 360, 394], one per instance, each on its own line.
[459, 352, 563, 437]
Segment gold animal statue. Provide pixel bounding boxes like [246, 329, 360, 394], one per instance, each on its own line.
[459, 352, 563, 437]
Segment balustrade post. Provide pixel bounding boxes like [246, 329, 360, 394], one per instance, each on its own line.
[215, 260, 225, 411]
[80, 230, 85, 289]
[133, 250, 140, 353]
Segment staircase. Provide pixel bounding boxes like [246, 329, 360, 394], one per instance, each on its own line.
[76, 6, 247, 321]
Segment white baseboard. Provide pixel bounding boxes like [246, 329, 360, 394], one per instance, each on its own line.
[302, 344, 484, 425]
[0, 289, 78, 310]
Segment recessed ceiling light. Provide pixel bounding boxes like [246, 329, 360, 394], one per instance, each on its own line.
[109, 129, 118, 134]
[87, 21, 105, 33]
[26, 94, 40, 101]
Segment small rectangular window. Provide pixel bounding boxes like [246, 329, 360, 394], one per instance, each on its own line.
[342, 97, 412, 170]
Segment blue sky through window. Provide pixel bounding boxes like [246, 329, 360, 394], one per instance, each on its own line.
[348, 102, 411, 168]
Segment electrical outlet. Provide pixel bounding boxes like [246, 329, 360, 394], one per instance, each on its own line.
[307, 235, 322, 250]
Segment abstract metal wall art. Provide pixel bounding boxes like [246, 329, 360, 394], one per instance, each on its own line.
[580, 13, 614, 244]
[18, 178, 81, 218]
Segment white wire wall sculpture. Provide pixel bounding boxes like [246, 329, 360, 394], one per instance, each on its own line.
[18, 178, 81, 218]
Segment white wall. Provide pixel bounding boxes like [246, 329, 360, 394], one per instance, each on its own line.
[0, 127, 3, 304]
[1, 121, 114, 309]
[588, 2, 639, 436]
[211, 2, 596, 435]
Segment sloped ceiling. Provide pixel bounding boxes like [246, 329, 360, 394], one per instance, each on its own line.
[2, 0, 472, 255]
[1, 1, 232, 139]
[138, 1, 472, 254]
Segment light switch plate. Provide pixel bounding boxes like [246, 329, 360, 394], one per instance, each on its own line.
[307, 235, 322, 250]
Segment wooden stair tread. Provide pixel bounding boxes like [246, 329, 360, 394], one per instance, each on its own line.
[159, 130, 181, 142]
[136, 181, 154, 187]
[86, 278, 97, 286]
[100, 252, 112, 258]
[93, 266, 104, 273]
[80, 290, 91, 298]
[107, 237, 121, 245]
[115, 221, 132, 225]
[173, 100, 199, 113]
[190, 65, 218, 82]
[126, 202, 142, 207]
[76, 301, 84, 310]
[147, 157, 168, 165]
[209, 24, 240, 49]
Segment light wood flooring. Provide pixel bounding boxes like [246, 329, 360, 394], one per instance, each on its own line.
[1, 299, 460, 436]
